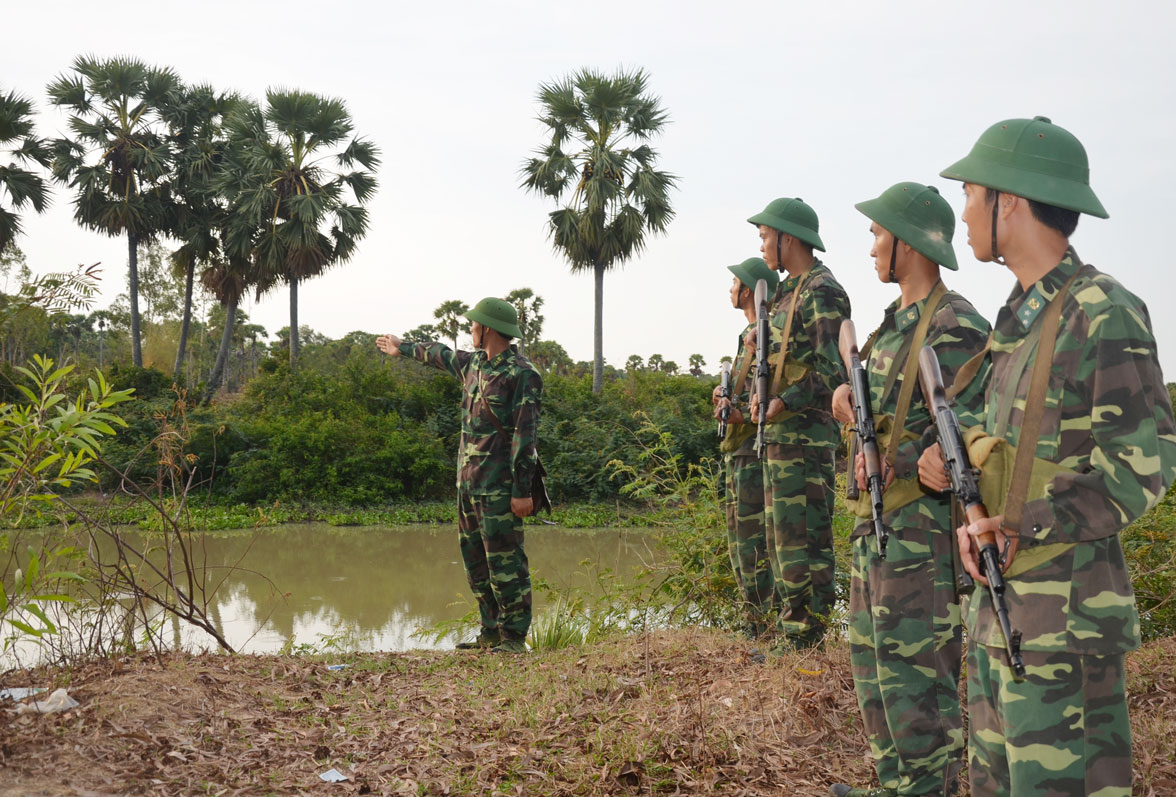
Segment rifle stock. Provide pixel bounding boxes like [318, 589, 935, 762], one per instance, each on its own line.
[839, 320, 888, 559]
[917, 345, 1026, 680]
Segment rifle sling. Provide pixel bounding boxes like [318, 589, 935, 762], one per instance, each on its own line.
[769, 268, 812, 396]
[1002, 261, 1088, 533]
[883, 280, 948, 465]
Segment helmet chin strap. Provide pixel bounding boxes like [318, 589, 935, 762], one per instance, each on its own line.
[888, 236, 898, 283]
[776, 231, 784, 274]
[991, 190, 1006, 265]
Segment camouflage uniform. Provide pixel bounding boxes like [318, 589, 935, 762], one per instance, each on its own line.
[723, 323, 775, 630]
[847, 288, 989, 795]
[399, 340, 543, 643]
[964, 249, 1176, 796]
[762, 261, 851, 644]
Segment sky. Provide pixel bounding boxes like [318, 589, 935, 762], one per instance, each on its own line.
[5, 0, 1176, 378]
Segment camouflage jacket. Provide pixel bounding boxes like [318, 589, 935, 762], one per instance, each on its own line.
[967, 248, 1176, 654]
[763, 260, 851, 445]
[863, 285, 991, 482]
[400, 341, 542, 498]
[848, 285, 991, 539]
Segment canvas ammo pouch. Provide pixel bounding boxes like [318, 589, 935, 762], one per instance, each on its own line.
[719, 422, 757, 454]
[842, 417, 926, 518]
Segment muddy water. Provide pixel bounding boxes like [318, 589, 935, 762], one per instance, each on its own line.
[78, 523, 660, 656]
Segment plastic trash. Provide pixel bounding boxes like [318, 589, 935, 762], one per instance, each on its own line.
[319, 768, 349, 782]
[326, 664, 347, 671]
[13, 687, 79, 715]
[0, 687, 46, 701]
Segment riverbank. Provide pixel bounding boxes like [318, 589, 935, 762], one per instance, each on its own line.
[7, 494, 655, 532]
[2, 630, 1173, 795]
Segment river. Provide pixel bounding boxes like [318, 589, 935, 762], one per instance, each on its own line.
[2, 522, 661, 664]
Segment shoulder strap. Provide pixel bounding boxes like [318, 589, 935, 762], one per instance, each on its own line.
[769, 267, 812, 395]
[884, 280, 948, 465]
[732, 333, 755, 393]
[1002, 264, 1090, 533]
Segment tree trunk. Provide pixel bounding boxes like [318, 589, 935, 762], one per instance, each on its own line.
[173, 258, 195, 382]
[592, 261, 604, 393]
[202, 295, 237, 406]
[289, 275, 299, 369]
[128, 234, 143, 367]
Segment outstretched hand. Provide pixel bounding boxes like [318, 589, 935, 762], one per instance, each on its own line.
[376, 334, 402, 356]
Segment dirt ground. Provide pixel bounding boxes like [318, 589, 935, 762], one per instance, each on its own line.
[1, 630, 1174, 796]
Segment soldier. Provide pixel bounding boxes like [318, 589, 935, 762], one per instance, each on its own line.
[714, 257, 780, 636]
[828, 183, 990, 797]
[746, 198, 851, 650]
[376, 298, 543, 655]
[919, 116, 1176, 796]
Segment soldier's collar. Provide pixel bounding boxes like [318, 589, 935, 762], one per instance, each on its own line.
[1011, 248, 1081, 330]
[780, 259, 823, 293]
[882, 282, 940, 333]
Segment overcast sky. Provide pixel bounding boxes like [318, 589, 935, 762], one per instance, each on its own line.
[5, 0, 1176, 378]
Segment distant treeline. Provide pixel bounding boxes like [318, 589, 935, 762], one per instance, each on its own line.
[19, 334, 715, 506]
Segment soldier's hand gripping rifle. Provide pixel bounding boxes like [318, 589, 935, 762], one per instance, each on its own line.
[918, 345, 1026, 680]
[717, 362, 732, 439]
[839, 320, 888, 559]
[754, 279, 770, 458]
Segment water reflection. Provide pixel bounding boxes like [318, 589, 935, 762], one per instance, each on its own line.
[41, 523, 660, 657]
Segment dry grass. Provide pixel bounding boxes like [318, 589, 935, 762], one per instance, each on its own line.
[1, 631, 1173, 795]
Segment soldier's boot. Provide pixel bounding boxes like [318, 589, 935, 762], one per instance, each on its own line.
[455, 629, 500, 650]
[828, 786, 896, 797]
[490, 637, 527, 655]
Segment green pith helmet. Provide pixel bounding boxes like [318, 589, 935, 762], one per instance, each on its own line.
[747, 197, 826, 252]
[465, 297, 522, 339]
[940, 116, 1108, 218]
[727, 256, 780, 295]
[855, 182, 958, 270]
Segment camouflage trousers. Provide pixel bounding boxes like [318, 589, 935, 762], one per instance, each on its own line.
[967, 643, 1131, 797]
[457, 492, 531, 641]
[763, 441, 836, 642]
[724, 453, 775, 627]
[849, 523, 964, 796]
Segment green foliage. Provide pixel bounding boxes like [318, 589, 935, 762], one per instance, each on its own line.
[0, 355, 132, 653]
[107, 363, 174, 400]
[606, 414, 739, 630]
[1123, 486, 1176, 641]
[0, 89, 51, 251]
[540, 370, 714, 502]
[0, 356, 134, 519]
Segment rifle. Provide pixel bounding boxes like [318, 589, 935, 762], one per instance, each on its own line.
[839, 320, 888, 559]
[754, 279, 770, 458]
[918, 345, 1026, 680]
[717, 362, 732, 439]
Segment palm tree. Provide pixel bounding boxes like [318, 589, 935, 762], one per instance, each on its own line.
[222, 90, 379, 367]
[505, 287, 544, 355]
[402, 322, 439, 343]
[689, 353, 705, 376]
[46, 55, 182, 368]
[433, 299, 469, 350]
[164, 84, 240, 382]
[625, 354, 643, 372]
[647, 353, 664, 372]
[0, 88, 52, 253]
[199, 254, 251, 404]
[521, 68, 677, 393]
